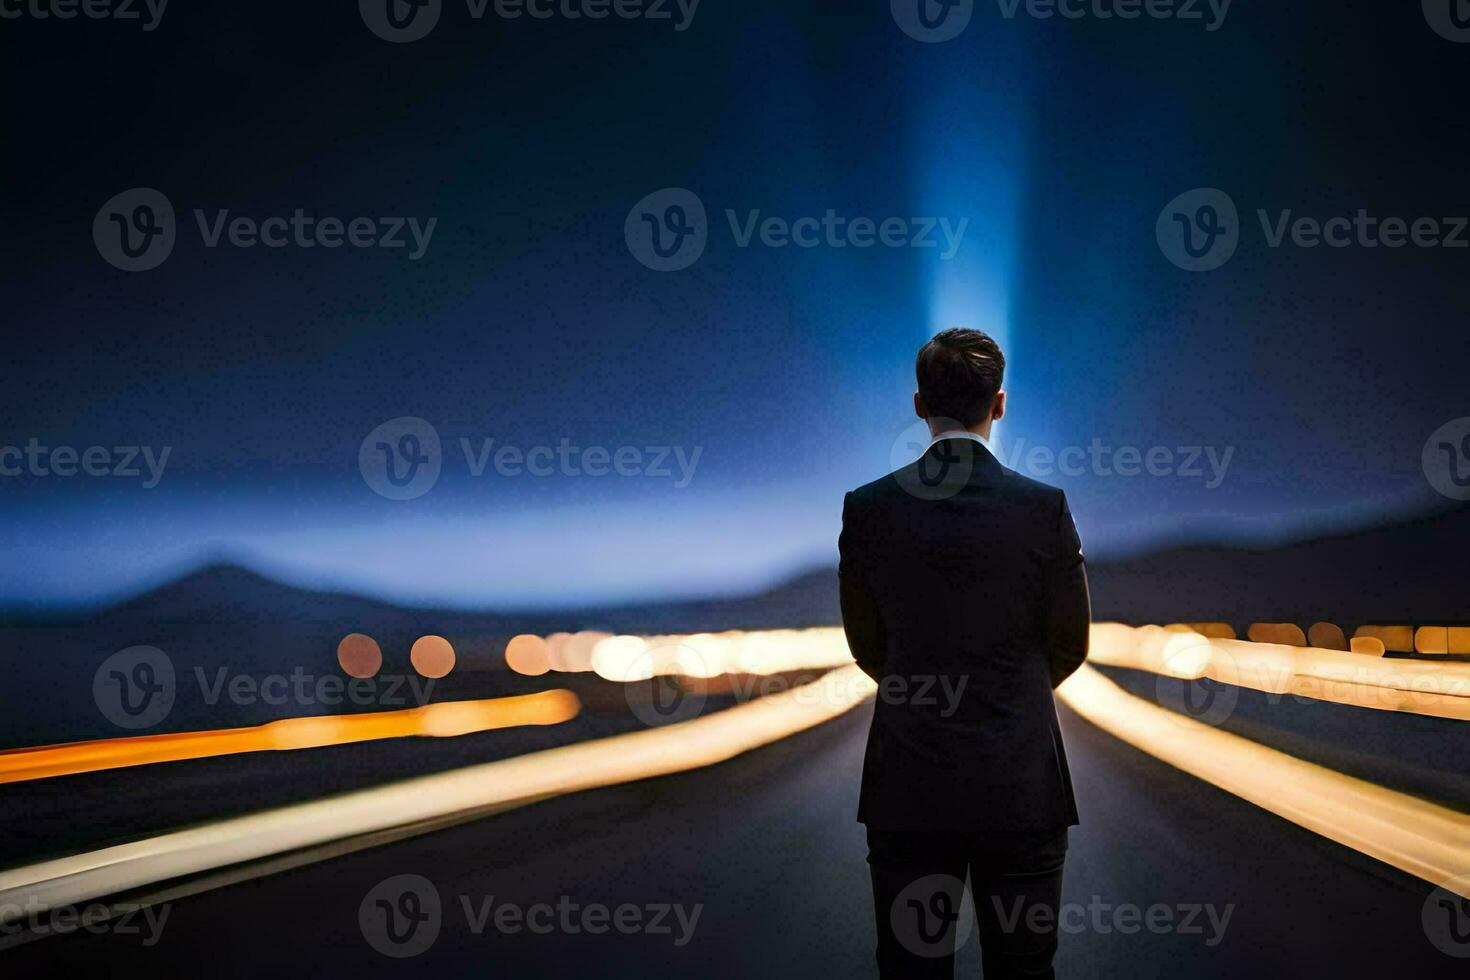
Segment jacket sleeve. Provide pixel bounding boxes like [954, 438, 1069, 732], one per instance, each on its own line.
[1044, 490, 1091, 689]
[838, 492, 886, 683]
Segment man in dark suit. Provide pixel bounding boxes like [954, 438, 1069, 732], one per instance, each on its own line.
[839, 328, 1090, 979]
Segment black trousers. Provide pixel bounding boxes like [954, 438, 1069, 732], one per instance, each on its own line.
[866, 827, 1068, 979]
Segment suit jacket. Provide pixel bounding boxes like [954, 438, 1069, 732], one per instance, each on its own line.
[839, 437, 1090, 832]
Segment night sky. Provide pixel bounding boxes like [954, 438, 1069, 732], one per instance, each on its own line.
[2, 1, 1467, 609]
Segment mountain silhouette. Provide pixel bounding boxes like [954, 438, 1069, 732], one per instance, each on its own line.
[11, 501, 1469, 635]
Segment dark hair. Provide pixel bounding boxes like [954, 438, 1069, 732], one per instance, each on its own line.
[915, 328, 1006, 427]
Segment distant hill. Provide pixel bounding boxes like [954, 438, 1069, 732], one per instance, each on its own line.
[64, 561, 841, 635]
[1083, 502, 1470, 630]
[636, 501, 1470, 632]
[1, 505, 1464, 747]
[10, 501, 1470, 635]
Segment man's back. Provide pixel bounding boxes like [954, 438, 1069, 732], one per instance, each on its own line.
[847, 328, 1088, 978]
[839, 436, 1090, 833]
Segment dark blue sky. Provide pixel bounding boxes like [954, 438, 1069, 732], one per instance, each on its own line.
[2, 2, 1466, 608]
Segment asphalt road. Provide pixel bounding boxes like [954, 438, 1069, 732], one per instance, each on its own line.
[4, 700, 1459, 977]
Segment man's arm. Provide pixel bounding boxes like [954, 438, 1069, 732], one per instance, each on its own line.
[838, 492, 886, 682]
[1044, 490, 1091, 689]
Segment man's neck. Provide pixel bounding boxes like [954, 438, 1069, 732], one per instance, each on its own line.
[927, 423, 993, 444]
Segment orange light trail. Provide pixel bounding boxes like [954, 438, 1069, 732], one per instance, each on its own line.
[0, 690, 581, 785]
[1089, 623, 1470, 719]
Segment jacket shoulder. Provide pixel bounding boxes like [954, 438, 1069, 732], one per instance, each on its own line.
[846, 465, 1066, 506]
[996, 467, 1068, 505]
[846, 472, 898, 506]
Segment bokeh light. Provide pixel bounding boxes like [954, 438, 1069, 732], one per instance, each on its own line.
[410, 635, 456, 679]
[336, 633, 383, 679]
[505, 634, 552, 676]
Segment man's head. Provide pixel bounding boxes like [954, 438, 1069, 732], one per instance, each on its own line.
[914, 328, 1007, 438]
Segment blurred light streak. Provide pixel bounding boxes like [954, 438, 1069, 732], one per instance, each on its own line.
[0, 690, 581, 785]
[1349, 636, 1387, 657]
[1247, 622, 1308, 646]
[0, 665, 876, 925]
[1414, 626, 1470, 656]
[1354, 625, 1415, 653]
[1057, 664, 1470, 899]
[1090, 623, 1470, 720]
[509, 628, 858, 680]
[9, 620, 1468, 921]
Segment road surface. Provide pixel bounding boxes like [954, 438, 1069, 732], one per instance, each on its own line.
[2, 700, 1455, 976]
